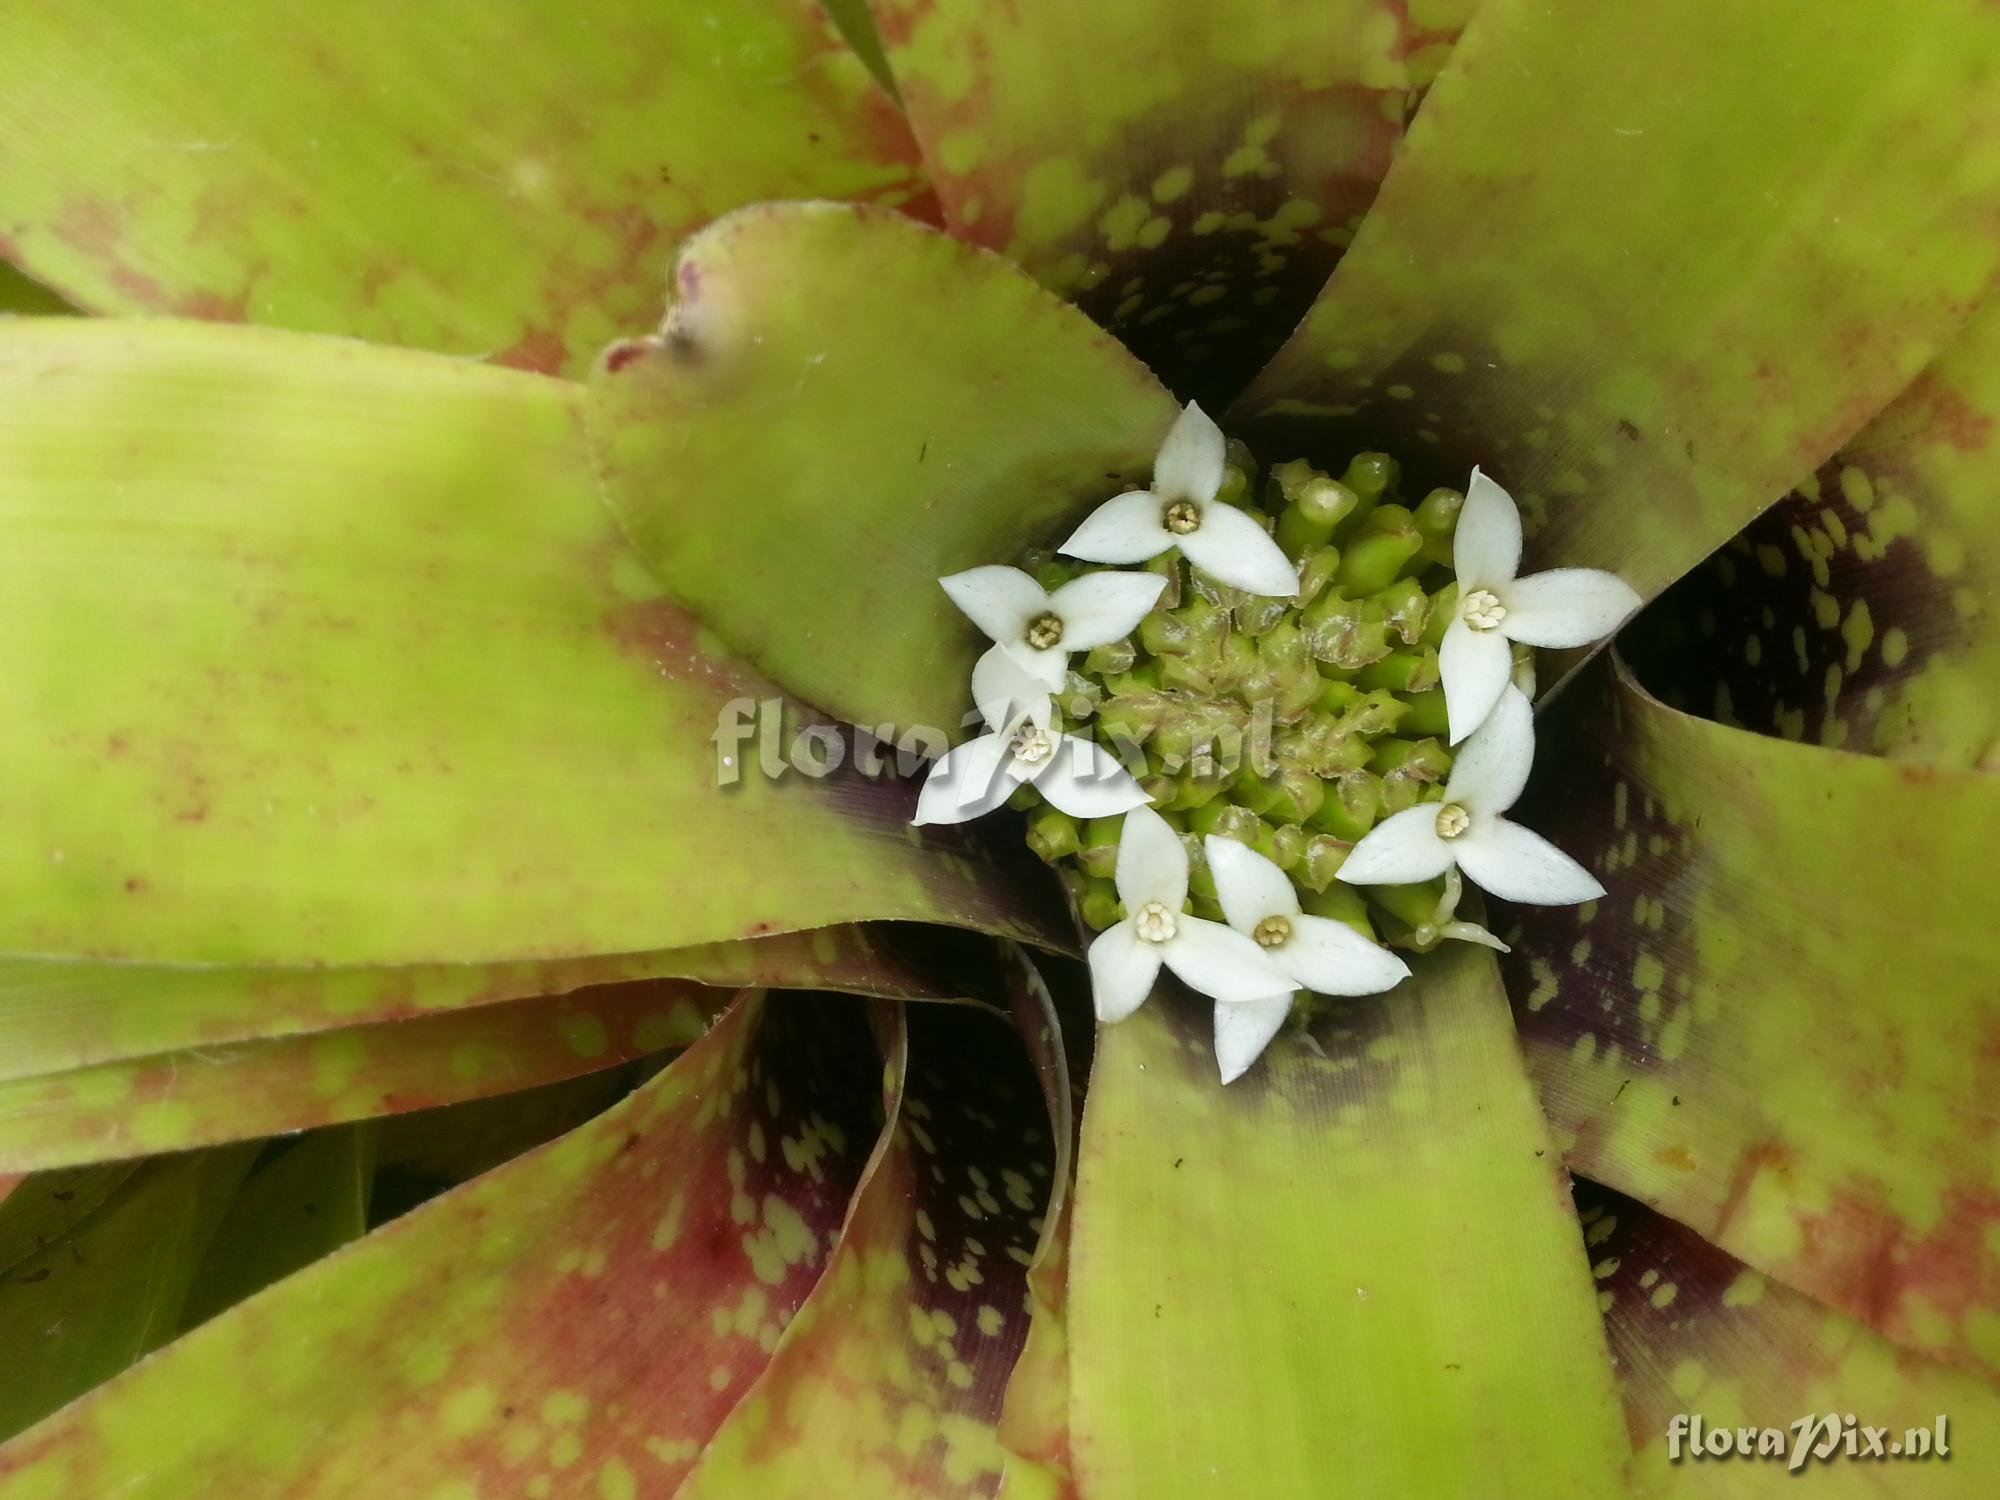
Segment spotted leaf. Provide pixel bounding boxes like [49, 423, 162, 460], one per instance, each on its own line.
[1234, 0, 2000, 616]
[0, 0, 925, 372]
[1578, 1180, 2000, 1497]
[0, 320, 1059, 966]
[866, 0, 1439, 406]
[0, 992, 886, 1496]
[1503, 658, 2000, 1381]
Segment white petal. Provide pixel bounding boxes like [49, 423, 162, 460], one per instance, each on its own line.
[1277, 914, 1411, 996]
[999, 641, 1071, 693]
[971, 644, 1053, 733]
[1454, 817, 1606, 905]
[1204, 834, 1300, 934]
[1032, 735, 1151, 819]
[1161, 917, 1292, 1003]
[1440, 920, 1511, 953]
[1439, 616, 1514, 744]
[1154, 400, 1226, 505]
[1453, 466, 1522, 589]
[1498, 568, 1642, 649]
[939, 565, 1048, 649]
[1061, 490, 1175, 565]
[1048, 570, 1168, 650]
[1334, 805, 1455, 887]
[910, 733, 1026, 826]
[1089, 923, 1164, 1024]
[1213, 994, 1294, 1085]
[1178, 503, 1300, 597]
[1443, 684, 1535, 816]
[1113, 803, 1190, 912]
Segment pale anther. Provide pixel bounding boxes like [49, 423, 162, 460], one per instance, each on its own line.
[1011, 726, 1054, 765]
[1461, 589, 1507, 630]
[1133, 900, 1179, 944]
[1252, 914, 1293, 949]
[1164, 499, 1202, 536]
[1025, 611, 1065, 650]
[1435, 803, 1471, 840]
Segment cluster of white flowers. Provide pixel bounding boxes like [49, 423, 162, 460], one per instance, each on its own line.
[914, 403, 1638, 1083]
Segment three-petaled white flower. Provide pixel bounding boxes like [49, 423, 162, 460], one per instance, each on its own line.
[913, 649, 1149, 826]
[1441, 468, 1640, 742]
[1336, 686, 1604, 906]
[940, 564, 1166, 692]
[1204, 835, 1411, 1083]
[1059, 402, 1299, 598]
[1088, 805, 1291, 1025]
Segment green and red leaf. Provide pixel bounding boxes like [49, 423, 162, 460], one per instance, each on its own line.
[1503, 659, 2000, 1381]
[0, 0, 925, 372]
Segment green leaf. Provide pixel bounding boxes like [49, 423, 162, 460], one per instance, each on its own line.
[1233, 0, 2000, 610]
[995, 949, 1084, 1500]
[584, 202, 1179, 732]
[0, 994, 886, 1496]
[0, 1, 924, 373]
[0, 1166, 135, 1278]
[177, 1126, 375, 1333]
[1502, 658, 2000, 1381]
[1066, 949, 1628, 1498]
[0, 1146, 253, 1442]
[680, 997, 1056, 1496]
[0, 979, 726, 1171]
[864, 0, 1438, 405]
[0, 925, 991, 1096]
[1621, 295, 2000, 769]
[0, 320, 1058, 965]
[1579, 1181, 2000, 1497]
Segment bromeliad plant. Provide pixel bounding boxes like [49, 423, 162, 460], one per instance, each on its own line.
[1, 1, 1999, 1497]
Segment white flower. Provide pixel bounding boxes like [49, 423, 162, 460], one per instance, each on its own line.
[1441, 468, 1641, 742]
[1059, 402, 1299, 598]
[1088, 805, 1291, 1025]
[939, 564, 1165, 692]
[912, 650, 1149, 826]
[1204, 835, 1412, 1083]
[1335, 686, 1604, 906]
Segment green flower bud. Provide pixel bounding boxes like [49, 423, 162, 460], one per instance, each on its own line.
[1421, 581, 1459, 649]
[1276, 476, 1359, 554]
[1295, 545, 1343, 609]
[1026, 806, 1082, 863]
[1308, 769, 1383, 840]
[1356, 647, 1440, 694]
[1249, 621, 1323, 719]
[1369, 878, 1447, 933]
[1082, 637, 1137, 678]
[1104, 661, 1164, 696]
[1369, 736, 1453, 781]
[1414, 486, 1464, 567]
[1268, 822, 1309, 871]
[1216, 461, 1251, 507]
[1077, 816, 1124, 879]
[1332, 688, 1410, 739]
[1294, 833, 1351, 892]
[1030, 555, 1077, 592]
[1397, 688, 1451, 738]
[1079, 876, 1124, 932]
[1301, 591, 1392, 669]
[1299, 880, 1376, 940]
[1369, 577, 1432, 645]
[1189, 800, 1266, 855]
[1142, 550, 1184, 609]
[1340, 451, 1400, 508]
[1336, 525, 1423, 595]
[1237, 765, 1325, 826]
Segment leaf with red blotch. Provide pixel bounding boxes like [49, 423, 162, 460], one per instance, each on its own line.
[0, 0, 926, 373]
[680, 981, 1061, 1495]
[1503, 656, 2000, 1382]
[1577, 1179, 2000, 1496]
[0, 992, 892, 1498]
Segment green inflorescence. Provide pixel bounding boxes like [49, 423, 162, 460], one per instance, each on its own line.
[1012, 443, 1529, 959]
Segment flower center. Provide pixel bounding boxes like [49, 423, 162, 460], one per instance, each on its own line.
[1434, 802, 1471, 840]
[1025, 611, 1065, 650]
[1163, 498, 1202, 536]
[1133, 900, 1178, 944]
[1461, 589, 1507, 630]
[1252, 914, 1292, 948]
[1011, 725, 1054, 765]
